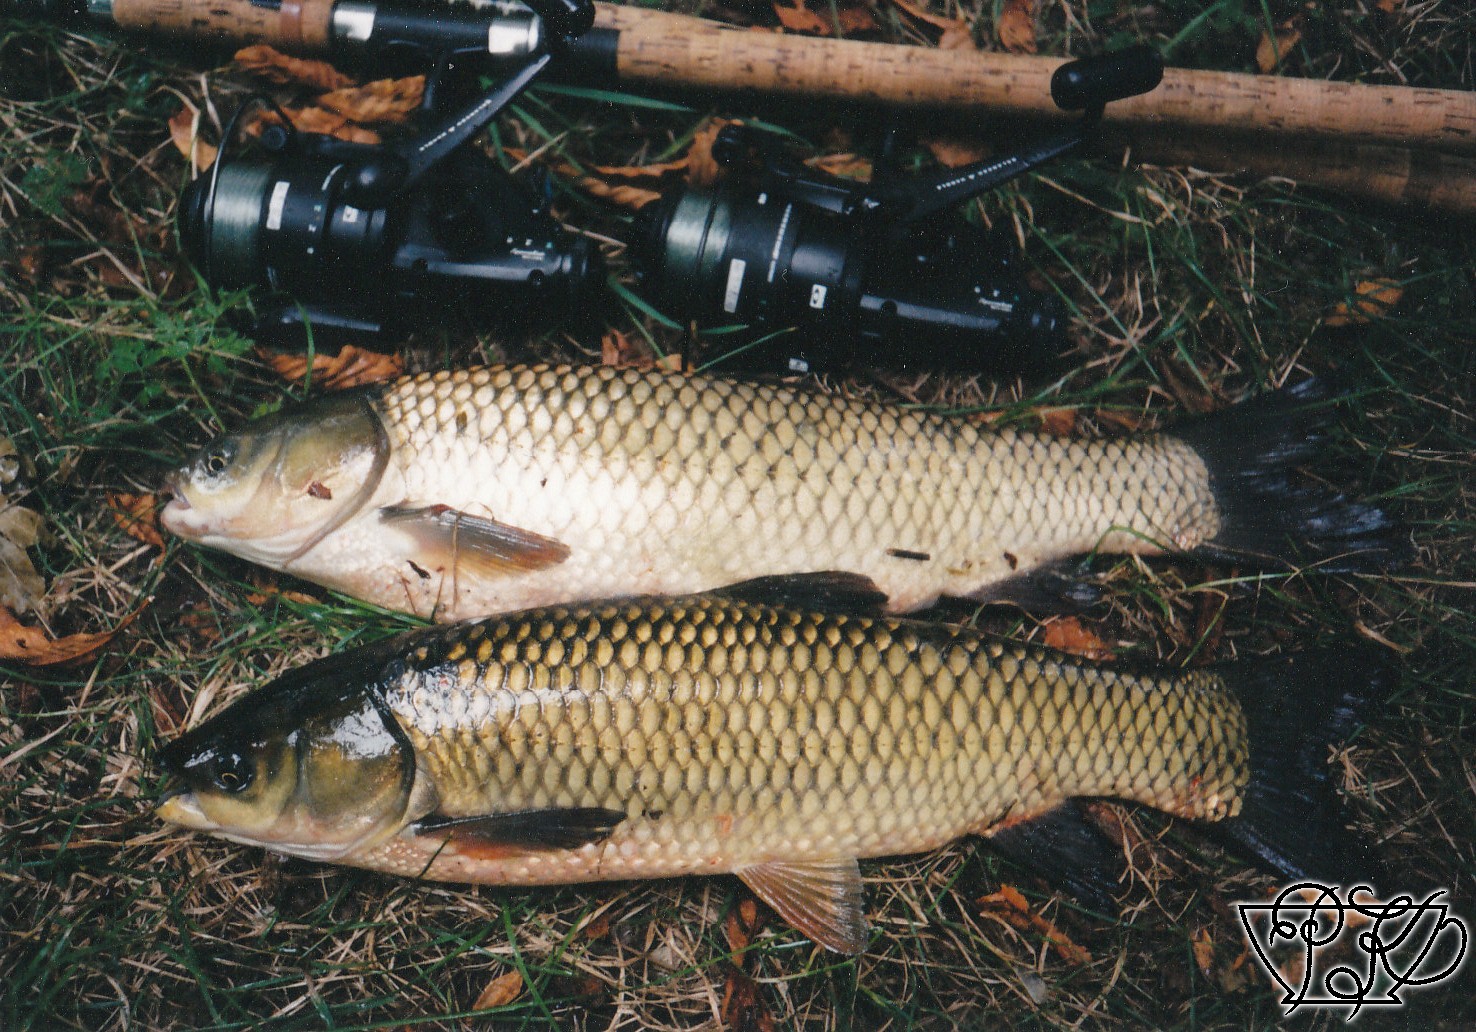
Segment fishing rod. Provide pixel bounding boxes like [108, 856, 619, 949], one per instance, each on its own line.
[11, 0, 1475, 212]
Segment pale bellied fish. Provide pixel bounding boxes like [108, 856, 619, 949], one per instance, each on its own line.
[160, 365, 1402, 621]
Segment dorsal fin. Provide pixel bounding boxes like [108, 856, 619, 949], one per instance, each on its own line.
[714, 572, 889, 616]
[736, 857, 869, 954]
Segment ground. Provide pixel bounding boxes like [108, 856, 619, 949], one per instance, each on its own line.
[1, 0, 1474, 1028]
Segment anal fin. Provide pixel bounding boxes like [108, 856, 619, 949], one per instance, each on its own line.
[736, 857, 869, 954]
[413, 807, 625, 860]
[380, 504, 571, 578]
[984, 801, 1123, 914]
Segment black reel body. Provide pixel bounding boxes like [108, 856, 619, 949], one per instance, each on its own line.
[178, 0, 601, 348]
[180, 145, 598, 345]
[641, 185, 1057, 373]
[635, 45, 1164, 375]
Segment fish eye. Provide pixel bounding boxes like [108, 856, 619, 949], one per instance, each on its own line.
[199, 441, 236, 478]
[210, 750, 254, 793]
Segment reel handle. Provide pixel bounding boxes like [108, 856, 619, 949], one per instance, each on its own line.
[1051, 45, 1164, 113]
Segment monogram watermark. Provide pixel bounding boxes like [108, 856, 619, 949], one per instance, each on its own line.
[1236, 883, 1467, 1021]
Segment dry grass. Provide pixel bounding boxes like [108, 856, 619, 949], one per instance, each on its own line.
[2, 0, 1475, 1028]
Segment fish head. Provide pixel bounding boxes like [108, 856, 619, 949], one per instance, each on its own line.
[161, 394, 390, 566]
[156, 652, 425, 862]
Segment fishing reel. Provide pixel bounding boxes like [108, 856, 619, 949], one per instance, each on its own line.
[177, 0, 601, 347]
[633, 47, 1164, 375]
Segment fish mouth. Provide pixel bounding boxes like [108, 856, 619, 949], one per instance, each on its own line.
[158, 475, 202, 537]
[155, 787, 217, 832]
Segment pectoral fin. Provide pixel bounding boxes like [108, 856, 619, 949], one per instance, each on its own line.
[736, 857, 869, 954]
[413, 807, 625, 860]
[984, 801, 1123, 914]
[380, 504, 570, 578]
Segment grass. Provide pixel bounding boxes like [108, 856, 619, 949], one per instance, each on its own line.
[2, 0, 1475, 1028]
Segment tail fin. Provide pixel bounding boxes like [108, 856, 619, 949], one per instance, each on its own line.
[1215, 648, 1393, 888]
[1171, 379, 1410, 572]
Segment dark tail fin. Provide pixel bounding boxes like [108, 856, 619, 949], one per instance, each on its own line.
[1171, 379, 1410, 572]
[1215, 648, 1394, 888]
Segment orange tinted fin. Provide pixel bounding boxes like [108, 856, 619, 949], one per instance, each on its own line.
[379, 504, 571, 577]
[413, 807, 625, 859]
[736, 857, 868, 954]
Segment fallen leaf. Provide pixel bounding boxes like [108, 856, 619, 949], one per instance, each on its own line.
[773, 0, 875, 36]
[503, 148, 667, 211]
[996, 0, 1038, 53]
[686, 117, 738, 187]
[977, 884, 1092, 965]
[807, 152, 872, 179]
[1040, 615, 1115, 660]
[0, 437, 44, 616]
[0, 606, 137, 667]
[252, 106, 381, 145]
[168, 104, 217, 172]
[1192, 927, 1215, 977]
[472, 969, 523, 1011]
[937, 20, 976, 49]
[724, 897, 761, 966]
[233, 45, 355, 91]
[106, 492, 165, 551]
[601, 329, 654, 369]
[720, 968, 775, 1032]
[924, 136, 987, 167]
[1036, 407, 1076, 435]
[889, 0, 957, 31]
[1325, 278, 1403, 326]
[1376, 0, 1401, 13]
[317, 76, 425, 125]
[1255, 19, 1302, 74]
[258, 344, 405, 390]
[13, 245, 45, 284]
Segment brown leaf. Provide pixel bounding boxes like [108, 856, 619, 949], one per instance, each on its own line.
[997, 0, 1038, 53]
[233, 45, 355, 91]
[1255, 20, 1302, 74]
[601, 329, 654, 369]
[773, 0, 874, 36]
[0, 606, 137, 667]
[1036, 407, 1077, 435]
[251, 106, 381, 145]
[937, 20, 976, 49]
[1325, 278, 1403, 326]
[503, 148, 666, 211]
[259, 344, 405, 390]
[807, 153, 872, 179]
[1376, 0, 1401, 13]
[724, 897, 761, 966]
[13, 245, 46, 284]
[106, 492, 165, 551]
[889, 0, 957, 31]
[472, 969, 523, 1011]
[1040, 616, 1115, 661]
[924, 136, 988, 168]
[168, 104, 217, 173]
[686, 118, 738, 187]
[720, 969, 775, 1032]
[317, 76, 425, 125]
[1192, 927, 1215, 977]
[977, 884, 1092, 965]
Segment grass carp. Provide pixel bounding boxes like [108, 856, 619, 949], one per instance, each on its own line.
[156, 591, 1385, 953]
[159, 365, 1403, 623]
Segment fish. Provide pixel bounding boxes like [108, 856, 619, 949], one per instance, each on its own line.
[156, 589, 1386, 954]
[159, 364, 1405, 622]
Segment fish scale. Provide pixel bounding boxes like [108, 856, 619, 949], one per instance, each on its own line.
[347, 365, 1221, 619]
[349, 596, 1248, 892]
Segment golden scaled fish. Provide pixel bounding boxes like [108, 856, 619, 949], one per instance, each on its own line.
[159, 365, 1403, 622]
[156, 588, 1385, 953]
